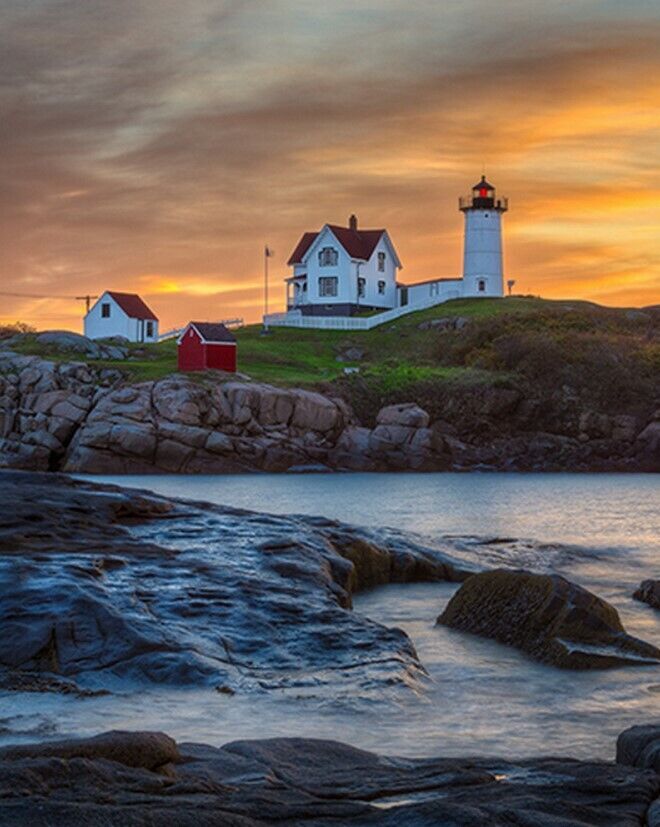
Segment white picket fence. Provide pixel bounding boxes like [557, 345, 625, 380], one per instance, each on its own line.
[159, 317, 244, 341]
[263, 289, 462, 331]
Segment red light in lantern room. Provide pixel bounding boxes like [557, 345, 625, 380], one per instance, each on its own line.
[479, 187, 488, 197]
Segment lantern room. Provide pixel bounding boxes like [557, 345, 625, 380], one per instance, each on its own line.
[459, 175, 508, 212]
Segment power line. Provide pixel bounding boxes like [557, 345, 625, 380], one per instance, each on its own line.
[0, 290, 80, 300]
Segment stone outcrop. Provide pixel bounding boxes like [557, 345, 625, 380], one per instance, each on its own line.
[0, 727, 658, 825]
[0, 472, 472, 697]
[0, 349, 658, 473]
[634, 579, 660, 610]
[617, 725, 660, 774]
[437, 569, 660, 668]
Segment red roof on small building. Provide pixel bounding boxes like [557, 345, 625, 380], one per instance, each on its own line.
[187, 322, 236, 343]
[107, 292, 158, 321]
[287, 225, 386, 265]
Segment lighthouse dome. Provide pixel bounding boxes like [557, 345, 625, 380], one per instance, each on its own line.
[472, 175, 495, 192]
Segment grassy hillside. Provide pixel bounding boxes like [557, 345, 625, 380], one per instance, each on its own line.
[5, 297, 658, 428]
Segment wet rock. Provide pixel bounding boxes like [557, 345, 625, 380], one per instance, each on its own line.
[617, 724, 660, 772]
[0, 728, 657, 826]
[633, 579, 660, 610]
[0, 730, 179, 770]
[437, 569, 660, 668]
[0, 472, 471, 697]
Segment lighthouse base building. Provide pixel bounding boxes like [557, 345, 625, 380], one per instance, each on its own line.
[264, 176, 508, 329]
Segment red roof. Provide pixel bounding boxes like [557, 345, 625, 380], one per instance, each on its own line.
[188, 322, 236, 343]
[107, 292, 158, 321]
[287, 225, 386, 265]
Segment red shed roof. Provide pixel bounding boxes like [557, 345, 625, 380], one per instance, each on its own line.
[107, 292, 158, 320]
[187, 322, 236, 343]
[287, 225, 386, 265]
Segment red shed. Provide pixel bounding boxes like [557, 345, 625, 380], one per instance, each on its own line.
[177, 322, 237, 372]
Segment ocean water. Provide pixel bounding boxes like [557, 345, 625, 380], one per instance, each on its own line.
[3, 473, 659, 760]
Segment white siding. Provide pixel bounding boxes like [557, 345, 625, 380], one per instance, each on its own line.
[296, 227, 399, 311]
[84, 292, 159, 342]
[356, 235, 398, 310]
[462, 209, 504, 297]
[406, 279, 463, 307]
[304, 227, 356, 307]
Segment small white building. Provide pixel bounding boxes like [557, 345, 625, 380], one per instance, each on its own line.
[286, 215, 402, 316]
[84, 291, 159, 342]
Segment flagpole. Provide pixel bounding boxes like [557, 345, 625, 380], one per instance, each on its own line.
[263, 245, 271, 335]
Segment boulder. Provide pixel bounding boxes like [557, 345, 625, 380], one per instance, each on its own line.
[291, 389, 342, 432]
[636, 418, 660, 460]
[633, 579, 660, 610]
[0, 730, 179, 770]
[376, 403, 430, 429]
[335, 345, 365, 362]
[437, 569, 660, 668]
[36, 331, 101, 356]
[616, 724, 660, 772]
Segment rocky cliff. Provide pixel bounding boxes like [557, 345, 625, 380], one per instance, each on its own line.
[0, 349, 658, 473]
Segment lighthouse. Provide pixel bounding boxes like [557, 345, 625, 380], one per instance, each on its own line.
[459, 175, 508, 297]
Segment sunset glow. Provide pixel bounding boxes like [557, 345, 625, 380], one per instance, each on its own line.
[1, 0, 659, 331]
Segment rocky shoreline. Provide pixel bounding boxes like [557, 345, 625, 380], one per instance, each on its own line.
[0, 349, 658, 474]
[1, 473, 659, 823]
[1, 471, 657, 700]
[0, 725, 659, 824]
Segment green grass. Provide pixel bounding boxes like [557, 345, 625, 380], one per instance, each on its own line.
[5, 297, 655, 401]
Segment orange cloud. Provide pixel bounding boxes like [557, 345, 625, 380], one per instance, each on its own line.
[0, 3, 658, 332]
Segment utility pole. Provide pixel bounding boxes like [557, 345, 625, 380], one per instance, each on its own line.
[262, 245, 273, 335]
[75, 294, 98, 314]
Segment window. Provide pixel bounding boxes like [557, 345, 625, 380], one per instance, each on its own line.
[478, 279, 486, 293]
[146, 321, 154, 338]
[101, 303, 111, 318]
[430, 282, 439, 296]
[318, 247, 338, 267]
[358, 277, 366, 298]
[378, 280, 386, 295]
[377, 252, 386, 272]
[319, 276, 338, 297]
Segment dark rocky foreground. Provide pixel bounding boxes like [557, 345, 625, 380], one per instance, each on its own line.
[1, 349, 658, 473]
[635, 580, 660, 611]
[0, 726, 659, 825]
[0, 471, 474, 698]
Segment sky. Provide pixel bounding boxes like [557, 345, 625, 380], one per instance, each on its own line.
[1, 0, 659, 331]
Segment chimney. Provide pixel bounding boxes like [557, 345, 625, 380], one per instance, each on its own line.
[349, 214, 358, 231]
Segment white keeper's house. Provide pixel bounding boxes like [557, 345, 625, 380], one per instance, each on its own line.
[265, 176, 509, 329]
[84, 291, 159, 342]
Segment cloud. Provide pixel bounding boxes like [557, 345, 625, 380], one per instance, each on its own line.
[0, 0, 658, 328]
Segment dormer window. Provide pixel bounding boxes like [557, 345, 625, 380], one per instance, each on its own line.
[377, 252, 386, 272]
[319, 247, 338, 267]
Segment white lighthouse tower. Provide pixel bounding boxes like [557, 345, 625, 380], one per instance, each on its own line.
[459, 175, 508, 297]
